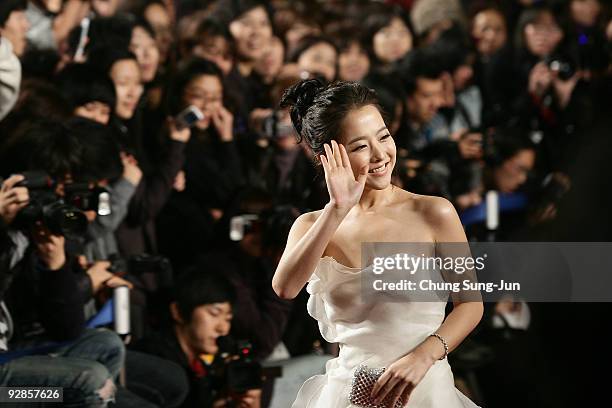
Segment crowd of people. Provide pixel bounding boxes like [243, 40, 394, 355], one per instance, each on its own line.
[0, 0, 611, 407]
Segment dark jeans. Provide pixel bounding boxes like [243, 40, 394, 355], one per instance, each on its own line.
[118, 351, 188, 408]
[0, 329, 124, 407]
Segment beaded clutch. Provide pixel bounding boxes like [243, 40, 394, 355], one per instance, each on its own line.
[348, 365, 404, 408]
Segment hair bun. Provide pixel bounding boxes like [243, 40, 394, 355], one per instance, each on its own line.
[280, 78, 325, 136]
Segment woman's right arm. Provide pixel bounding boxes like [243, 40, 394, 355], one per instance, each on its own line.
[272, 204, 346, 299]
[272, 140, 368, 299]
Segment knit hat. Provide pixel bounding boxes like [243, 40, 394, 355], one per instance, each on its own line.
[0, 0, 27, 28]
[410, 0, 464, 36]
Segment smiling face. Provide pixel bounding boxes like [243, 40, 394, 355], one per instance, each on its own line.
[472, 9, 507, 56]
[373, 17, 413, 64]
[524, 12, 563, 58]
[182, 74, 223, 130]
[254, 36, 285, 80]
[339, 42, 370, 82]
[297, 41, 337, 82]
[229, 6, 273, 62]
[340, 105, 396, 190]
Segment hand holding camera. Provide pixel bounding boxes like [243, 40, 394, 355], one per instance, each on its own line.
[32, 222, 66, 271]
[0, 174, 30, 225]
[121, 153, 143, 186]
[87, 260, 134, 294]
[528, 62, 553, 97]
[168, 117, 192, 143]
[458, 132, 483, 160]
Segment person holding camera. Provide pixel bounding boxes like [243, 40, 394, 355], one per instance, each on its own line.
[0, 121, 125, 407]
[157, 57, 243, 269]
[133, 264, 262, 408]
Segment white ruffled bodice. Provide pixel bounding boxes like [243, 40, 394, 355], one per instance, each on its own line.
[293, 256, 480, 407]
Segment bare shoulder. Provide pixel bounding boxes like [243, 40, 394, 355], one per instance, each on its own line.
[288, 209, 322, 235]
[295, 209, 323, 226]
[394, 189, 459, 226]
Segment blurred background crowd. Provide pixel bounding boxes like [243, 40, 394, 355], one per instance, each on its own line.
[1, 0, 612, 407]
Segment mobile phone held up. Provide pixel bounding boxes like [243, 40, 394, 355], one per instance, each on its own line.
[175, 105, 204, 130]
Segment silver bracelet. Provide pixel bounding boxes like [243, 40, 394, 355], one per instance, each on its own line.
[429, 333, 448, 360]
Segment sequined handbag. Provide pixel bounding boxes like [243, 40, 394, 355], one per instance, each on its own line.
[348, 365, 404, 408]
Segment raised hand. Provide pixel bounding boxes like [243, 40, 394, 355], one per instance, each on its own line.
[0, 174, 29, 225]
[320, 140, 368, 213]
[211, 105, 234, 142]
[168, 117, 191, 143]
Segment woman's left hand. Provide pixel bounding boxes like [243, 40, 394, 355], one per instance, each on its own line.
[370, 351, 435, 407]
[211, 106, 234, 142]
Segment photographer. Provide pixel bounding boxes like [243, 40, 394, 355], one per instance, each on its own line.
[133, 264, 261, 408]
[0, 120, 123, 406]
[157, 57, 243, 269]
[244, 72, 325, 211]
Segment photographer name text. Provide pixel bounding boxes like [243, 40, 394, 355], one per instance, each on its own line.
[372, 279, 520, 293]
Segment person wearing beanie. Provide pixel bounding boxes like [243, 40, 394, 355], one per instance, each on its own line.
[410, 0, 465, 45]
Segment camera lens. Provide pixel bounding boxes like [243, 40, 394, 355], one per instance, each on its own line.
[43, 202, 88, 237]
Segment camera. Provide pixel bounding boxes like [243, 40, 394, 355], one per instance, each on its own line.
[108, 254, 173, 288]
[545, 54, 576, 81]
[229, 214, 261, 241]
[211, 337, 263, 394]
[175, 105, 204, 130]
[260, 111, 295, 140]
[13, 171, 111, 238]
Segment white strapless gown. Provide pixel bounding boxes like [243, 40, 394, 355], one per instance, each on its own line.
[292, 256, 480, 408]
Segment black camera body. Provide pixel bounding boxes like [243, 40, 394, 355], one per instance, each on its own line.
[108, 254, 174, 290]
[545, 55, 576, 82]
[211, 337, 263, 394]
[13, 171, 111, 238]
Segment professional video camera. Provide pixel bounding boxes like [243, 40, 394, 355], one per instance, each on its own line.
[212, 337, 263, 394]
[13, 171, 111, 238]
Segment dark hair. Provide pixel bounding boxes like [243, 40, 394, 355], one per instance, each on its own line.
[66, 117, 123, 182]
[362, 73, 406, 126]
[287, 35, 339, 63]
[514, 5, 561, 53]
[485, 127, 536, 168]
[88, 46, 139, 77]
[279, 79, 381, 158]
[165, 57, 224, 116]
[211, 0, 272, 26]
[0, 0, 26, 27]
[363, 5, 414, 64]
[327, 22, 368, 54]
[58, 63, 116, 110]
[195, 17, 233, 43]
[427, 26, 475, 74]
[399, 48, 445, 96]
[67, 16, 133, 58]
[173, 263, 237, 322]
[131, 16, 157, 40]
[0, 120, 82, 179]
[20, 49, 61, 82]
[0, 79, 72, 132]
